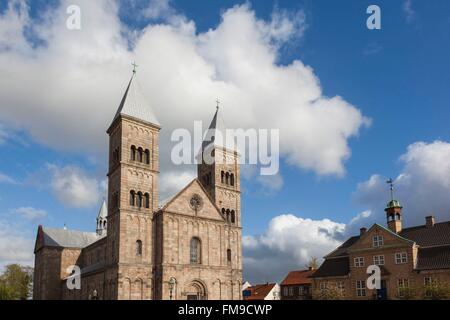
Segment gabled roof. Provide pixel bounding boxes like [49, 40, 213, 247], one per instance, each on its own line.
[243, 283, 277, 300]
[158, 178, 224, 220]
[346, 223, 415, 252]
[311, 257, 350, 278]
[280, 269, 314, 286]
[35, 226, 102, 252]
[111, 73, 160, 127]
[325, 236, 360, 258]
[400, 222, 450, 247]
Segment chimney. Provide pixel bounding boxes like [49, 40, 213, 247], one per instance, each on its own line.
[426, 216, 435, 228]
[360, 227, 367, 236]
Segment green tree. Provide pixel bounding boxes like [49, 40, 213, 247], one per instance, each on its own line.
[396, 285, 417, 300]
[313, 286, 345, 300]
[0, 264, 33, 300]
[423, 280, 450, 300]
[0, 281, 14, 300]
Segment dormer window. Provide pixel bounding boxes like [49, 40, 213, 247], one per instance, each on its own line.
[372, 235, 383, 247]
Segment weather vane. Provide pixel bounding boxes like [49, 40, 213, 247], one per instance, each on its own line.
[386, 177, 394, 201]
[132, 61, 138, 74]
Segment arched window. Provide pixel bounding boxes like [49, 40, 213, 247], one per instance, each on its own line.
[230, 210, 235, 224]
[138, 147, 143, 163]
[226, 209, 230, 222]
[131, 146, 136, 161]
[103, 220, 107, 228]
[130, 190, 136, 206]
[144, 193, 150, 209]
[137, 192, 143, 208]
[190, 237, 201, 264]
[145, 149, 150, 165]
[136, 240, 142, 256]
[225, 172, 230, 185]
[222, 208, 225, 215]
[221, 171, 225, 183]
[227, 249, 231, 264]
[230, 174, 235, 186]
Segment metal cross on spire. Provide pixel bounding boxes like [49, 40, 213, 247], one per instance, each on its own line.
[132, 61, 138, 74]
[216, 98, 220, 110]
[386, 177, 394, 201]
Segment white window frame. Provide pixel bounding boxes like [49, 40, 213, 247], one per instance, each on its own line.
[356, 280, 366, 297]
[319, 282, 327, 293]
[354, 257, 365, 267]
[337, 281, 345, 295]
[283, 287, 289, 296]
[372, 235, 384, 247]
[424, 277, 433, 297]
[397, 278, 409, 297]
[395, 252, 408, 264]
[373, 255, 385, 266]
[288, 286, 294, 296]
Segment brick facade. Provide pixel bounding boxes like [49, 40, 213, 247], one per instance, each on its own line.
[33, 75, 242, 300]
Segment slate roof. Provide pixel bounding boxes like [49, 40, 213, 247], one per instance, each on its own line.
[97, 200, 107, 219]
[417, 245, 450, 270]
[112, 73, 160, 127]
[40, 227, 101, 249]
[313, 220, 450, 278]
[399, 222, 450, 247]
[280, 269, 314, 286]
[201, 106, 238, 153]
[311, 257, 350, 278]
[326, 236, 360, 258]
[243, 283, 277, 300]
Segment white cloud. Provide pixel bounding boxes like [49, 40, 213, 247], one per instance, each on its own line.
[0, 220, 34, 269]
[11, 207, 48, 221]
[255, 173, 284, 193]
[0, 0, 369, 178]
[244, 138, 450, 283]
[0, 172, 18, 184]
[243, 214, 345, 283]
[159, 169, 196, 201]
[48, 164, 102, 208]
[354, 140, 450, 228]
[0, 123, 9, 144]
[403, 0, 416, 23]
[142, 0, 174, 20]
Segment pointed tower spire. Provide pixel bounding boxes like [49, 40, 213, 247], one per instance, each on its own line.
[202, 100, 231, 151]
[110, 66, 160, 128]
[96, 199, 108, 236]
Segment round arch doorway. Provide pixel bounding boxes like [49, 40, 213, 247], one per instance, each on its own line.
[185, 280, 207, 300]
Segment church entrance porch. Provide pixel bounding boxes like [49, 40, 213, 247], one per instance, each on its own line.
[184, 281, 207, 300]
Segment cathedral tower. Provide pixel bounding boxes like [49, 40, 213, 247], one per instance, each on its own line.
[105, 69, 160, 300]
[198, 106, 241, 226]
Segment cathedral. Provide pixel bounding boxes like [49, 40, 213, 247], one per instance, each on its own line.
[33, 69, 243, 300]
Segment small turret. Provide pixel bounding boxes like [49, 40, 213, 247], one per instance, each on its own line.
[385, 178, 402, 233]
[96, 199, 108, 236]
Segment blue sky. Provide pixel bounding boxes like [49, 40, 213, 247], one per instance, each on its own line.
[1, 0, 450, 281]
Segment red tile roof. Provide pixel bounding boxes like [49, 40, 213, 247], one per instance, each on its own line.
[243, 283, 276, 300]
[281, 269, 315, 285]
